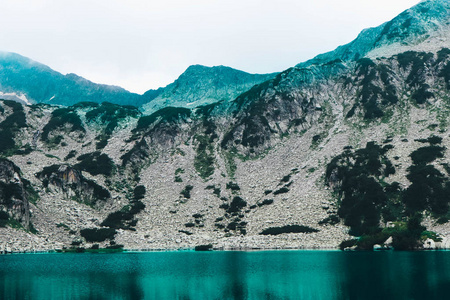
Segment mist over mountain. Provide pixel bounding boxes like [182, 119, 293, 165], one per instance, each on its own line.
[1, 0, 450, 252]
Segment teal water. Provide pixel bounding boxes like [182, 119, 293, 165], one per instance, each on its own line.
[1, 250, 450, 299]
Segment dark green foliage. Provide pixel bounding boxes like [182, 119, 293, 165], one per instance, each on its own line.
[41, 108, 85, 144]
[95, 138, 108, 150]
[194, 135, 215, 179]
[85, 102, 139, 149]
[380, 215, 427, 250]
[80, 228, 117, 242]
[85, 179, 111, 202]
[339, 239, 357, 250]
[120, 138, 149, 167]
[0, 100, 27, 155]
[312, 135, 322, 144]
[133, 185, 146, 200]
[405, 159, 450, 216]
[180, 185, 193, 199]
[179, 230, 192, 235]
[85, 102, 139, 125]
[195, 244, 213, 251]
[0, 182, 23, 205]
[72, 102, 99, 109]
[436, 48, 450, 64]
[412, 84, 433, 104]
[410, 146, 445, 165]
[101, 198, 145, 230]
[326, 142, 395, 236]
[438, 57, 450, 89]
[134, 107, 191, 132]
[353, 59, 401, 120]
[396, 51, 435, 105]
[273, 187, 289, 195]
[330, 138, 450, 249]
[0, 211, 9, 227]
[397, 51, 433, 84]
[226, 196, 247, 213]
[76, 152, 114, 176]
[281, 175, 291, 182]
[258, 199, 274, 207]
[226, 182, 240, 191]
[260, 225, 319, 235]
[175, 168, 184, 175]
[415, 135, 442, 145]
[64, 150, 77, 161]
[185, 222, 195, 228]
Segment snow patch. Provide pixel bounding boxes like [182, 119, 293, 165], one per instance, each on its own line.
[0, 92, 32, 105]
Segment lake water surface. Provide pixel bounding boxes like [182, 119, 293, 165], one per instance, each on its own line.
[1, 250, 450, 299]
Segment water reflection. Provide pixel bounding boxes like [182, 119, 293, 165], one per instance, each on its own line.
[1, 251, 450, 299]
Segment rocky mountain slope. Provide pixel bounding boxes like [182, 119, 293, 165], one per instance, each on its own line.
[1, 0, 450, 252]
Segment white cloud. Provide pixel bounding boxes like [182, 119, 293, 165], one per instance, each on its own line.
[0, 0, 420, 93]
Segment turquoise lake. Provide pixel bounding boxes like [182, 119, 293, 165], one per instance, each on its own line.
[1, 250, 450, 299]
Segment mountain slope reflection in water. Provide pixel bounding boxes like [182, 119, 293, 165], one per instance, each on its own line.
[0, 251, 450, 299]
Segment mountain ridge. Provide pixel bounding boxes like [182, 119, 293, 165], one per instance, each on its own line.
[297, 0, 450, 68]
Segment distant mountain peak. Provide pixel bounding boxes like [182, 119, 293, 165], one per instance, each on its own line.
[141, 65, 277, 115]
[298, 0, 450, 68]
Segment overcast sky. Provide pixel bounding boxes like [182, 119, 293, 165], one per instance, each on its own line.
[0, 0, 420, 94]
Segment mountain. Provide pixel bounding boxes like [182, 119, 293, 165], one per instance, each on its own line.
[0, 52, 276, 111]
[141, 65, 277, 115]
[298, 0, 450, 67]
[0, 52, 144, 107]
[2, 0, 450, 252]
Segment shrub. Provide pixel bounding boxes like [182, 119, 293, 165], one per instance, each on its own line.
[133, 185, 146, 200]
[410, 146, 445, 165]
[0, 211, 9, 227]
[134, 107, 191, 132]
[41, 108, 85, 143]
[339, 239, 357, 251]
[226, 182, 240, 191]
[195, 244, 213, 251]
[101, 200, 145, 230]
[258, 199, 274, 207]
[180, 185, 193, 199]
[260, 225, 319, 235]
[0, 100, 27, 154]
[80, 228, 117, 242]
[273, 187, 289, 195]
[194, 135, 215, 179]
[64, 150, 77, 161]
[227, 196, 247, 213]
[76, 152, 115, 176]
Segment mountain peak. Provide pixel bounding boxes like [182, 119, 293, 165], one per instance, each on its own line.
[141, 65, 277, 114]
[298, 0, 450, 68]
